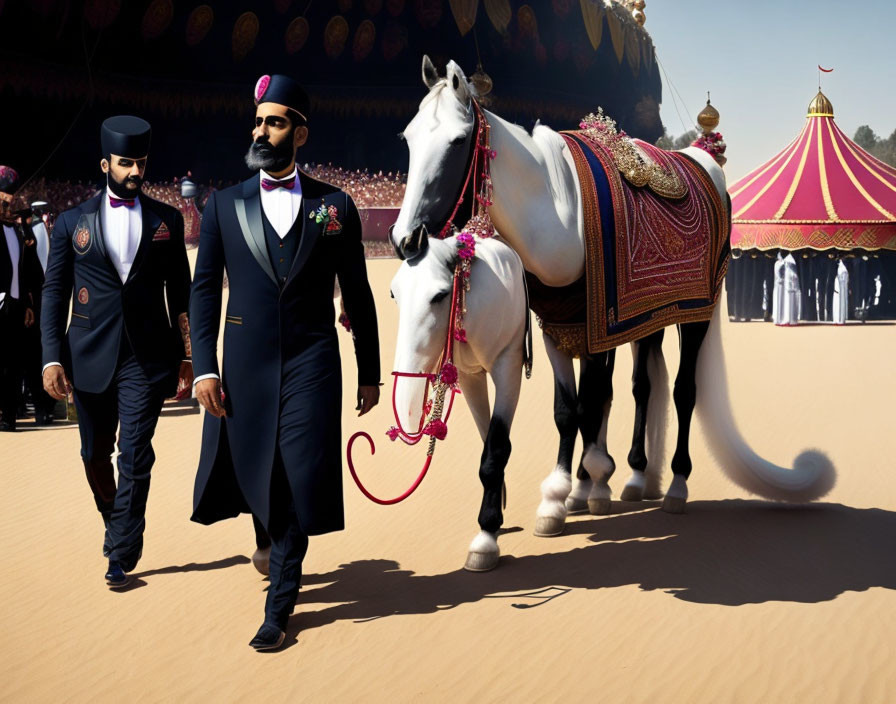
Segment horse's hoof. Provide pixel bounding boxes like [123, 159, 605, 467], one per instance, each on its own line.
[565, 496, 589, 514]
[620, 483, 644, 502]
[662, 495, 687, 514]
[588, 497, 612, 515]
[643, 488, 665, 501]
[464, 551, 500, 572]
[534, 516, 565, 537]
[251, 546, 271, 576]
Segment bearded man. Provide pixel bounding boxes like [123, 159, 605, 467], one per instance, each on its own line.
[41, 116, 193, 588]
[190, 75, 380, 651]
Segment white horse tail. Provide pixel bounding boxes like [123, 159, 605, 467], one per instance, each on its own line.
[644, 339, 669, 492]
[695, 305, 836, 502]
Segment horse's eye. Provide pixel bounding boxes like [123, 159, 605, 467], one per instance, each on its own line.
[390, 290, 395, 299]
[430, 290, 451, 304]
[449, 135, 466, 146]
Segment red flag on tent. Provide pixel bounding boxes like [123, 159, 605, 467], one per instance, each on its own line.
[818, 65, 834, 72]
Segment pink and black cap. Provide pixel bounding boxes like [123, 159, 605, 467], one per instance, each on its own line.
[0, 165, 19, 195]
[254, 74, 310, 124]
[101, 115, 152, 160]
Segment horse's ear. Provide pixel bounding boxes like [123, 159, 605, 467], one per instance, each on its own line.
[446, 60, 470, 105]
[422, 55, 439, 90]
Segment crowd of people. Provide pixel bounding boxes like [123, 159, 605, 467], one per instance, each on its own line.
[12, 165, 406, 238]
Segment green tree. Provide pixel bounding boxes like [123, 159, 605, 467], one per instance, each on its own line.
[673, 130, 699, 150]
[876, 129, 896, 167]
[854, 125, 878, 152]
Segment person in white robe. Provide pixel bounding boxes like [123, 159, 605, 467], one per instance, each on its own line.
[772, 251, 785, 324]
[832, 259, 849, 325]
[779, 253, 801, 326]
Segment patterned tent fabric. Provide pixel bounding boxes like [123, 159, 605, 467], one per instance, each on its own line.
[730, 91, 896, 251]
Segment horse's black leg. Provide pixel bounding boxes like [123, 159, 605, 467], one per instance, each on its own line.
[664, 320, 710, 513]
[621, 330, 665, 501]
[464, 353, 521, 570]
[535, 334, 580, 535]
[577, 350, 616, 515]
[476, 416, 512, 536]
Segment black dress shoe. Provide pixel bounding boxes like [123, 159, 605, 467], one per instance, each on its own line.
[248, 623, 285, 651]
[105, 561, 130, 589]
[34, 412, 54, 426]
[0, 421, 16, 432]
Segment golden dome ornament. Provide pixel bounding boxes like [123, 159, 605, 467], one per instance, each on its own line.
[807, 90, 834, 117]
[697, 93, 720, 134]
[692, 93, 726, 167]
[470, 63, 493, 96]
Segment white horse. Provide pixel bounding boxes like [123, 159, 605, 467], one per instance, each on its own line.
[390, 56, 836, 536]
[390, 235, 527, 571]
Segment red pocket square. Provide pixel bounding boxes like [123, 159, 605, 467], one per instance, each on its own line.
[153, 223, 171, 241]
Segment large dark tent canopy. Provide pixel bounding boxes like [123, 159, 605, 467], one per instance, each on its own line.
[1, 0, 662, 181]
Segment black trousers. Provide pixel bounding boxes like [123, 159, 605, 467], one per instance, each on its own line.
[71, 340, 168, 570]
[265, 451, 309, 630]
[0, 297, 26, 426]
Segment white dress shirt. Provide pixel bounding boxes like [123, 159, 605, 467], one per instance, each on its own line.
[260, 167, 303, 237]
[102, 188, 143, 283]
[3, 225, 20, 299]
[192, 168, 304, 390]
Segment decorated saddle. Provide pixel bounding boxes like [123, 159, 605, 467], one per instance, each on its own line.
[527, 111, 731, 356]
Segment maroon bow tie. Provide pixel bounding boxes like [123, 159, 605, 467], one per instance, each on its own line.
[261, 177, 296, 191]
[110, 196, 136, 208]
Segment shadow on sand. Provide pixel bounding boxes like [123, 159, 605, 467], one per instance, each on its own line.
[121, 554, 251, 590]
[287, 500, 896, 642]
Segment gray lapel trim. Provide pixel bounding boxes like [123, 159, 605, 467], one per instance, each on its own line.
[235, 183, 277, 285]
[284, 193, 315, 288]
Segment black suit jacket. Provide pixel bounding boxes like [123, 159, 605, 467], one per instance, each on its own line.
[40, 192, 191, 394]
[190, 172, 380, 532]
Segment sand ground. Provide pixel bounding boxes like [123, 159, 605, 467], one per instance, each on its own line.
[2, 256, 895, 703]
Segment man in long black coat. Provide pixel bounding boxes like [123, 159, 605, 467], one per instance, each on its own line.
[41, 116, 193, 587]
[0, 167, 42, 431]
[190, 75, 380, 651]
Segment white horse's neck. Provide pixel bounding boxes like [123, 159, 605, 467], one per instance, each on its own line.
[484, 110, 585, 287]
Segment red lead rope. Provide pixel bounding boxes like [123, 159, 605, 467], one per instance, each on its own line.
[347, 101, 492, 505]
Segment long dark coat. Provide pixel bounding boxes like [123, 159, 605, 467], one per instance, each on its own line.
[189, 172, 380, 535]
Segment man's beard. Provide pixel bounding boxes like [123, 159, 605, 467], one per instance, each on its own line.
[107, 172, 142, 199]
[244, 138, 295, 173]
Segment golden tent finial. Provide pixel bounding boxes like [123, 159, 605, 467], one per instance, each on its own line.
[808, 90, 834, 117]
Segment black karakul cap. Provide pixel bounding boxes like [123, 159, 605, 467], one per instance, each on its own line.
[101, 115, 151, 159]
[254, 74, 310, 123]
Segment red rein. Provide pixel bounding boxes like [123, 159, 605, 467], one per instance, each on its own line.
[346, 101, 490, 505]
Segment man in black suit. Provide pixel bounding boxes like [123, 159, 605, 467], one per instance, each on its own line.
[190, 75, 380, 650]
[0, 167, 41, 431]
[41, 116, 193, 588]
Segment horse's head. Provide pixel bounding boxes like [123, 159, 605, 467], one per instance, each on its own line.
[389, 237, 458, 431]
[391, 56, 477, 261]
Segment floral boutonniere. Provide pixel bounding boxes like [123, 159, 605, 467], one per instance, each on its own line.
[310, 202, 343, 235]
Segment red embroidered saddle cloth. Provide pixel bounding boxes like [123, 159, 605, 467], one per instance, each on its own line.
[527, 132, 730, 355]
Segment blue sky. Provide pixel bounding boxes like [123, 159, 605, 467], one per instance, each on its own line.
[645, 0, 896, 181]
